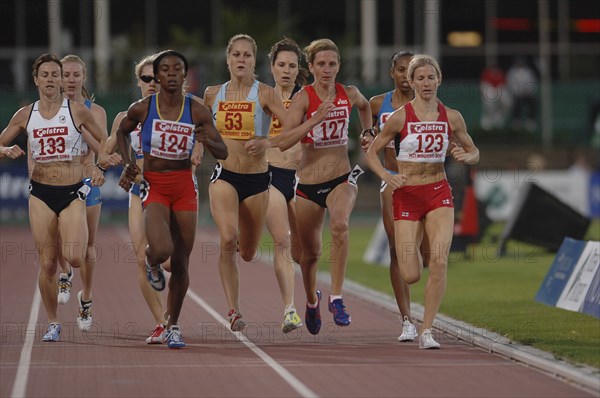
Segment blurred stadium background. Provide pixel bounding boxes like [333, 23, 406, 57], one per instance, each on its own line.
[1, 0, 599, 230]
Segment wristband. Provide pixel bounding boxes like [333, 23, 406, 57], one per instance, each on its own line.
[361, 128, 375, 138]
[96, 164, 106, 172]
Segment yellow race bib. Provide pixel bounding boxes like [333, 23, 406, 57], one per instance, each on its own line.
[269, 99, 291, 137]
[216, 101, 255, 140]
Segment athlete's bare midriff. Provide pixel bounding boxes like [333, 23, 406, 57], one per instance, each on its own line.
[297, 144, 350, 184]
[397, 161, 446, 186]
[31, 156, 84, 185]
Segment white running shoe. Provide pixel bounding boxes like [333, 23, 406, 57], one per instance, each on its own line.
[419, 328, 440, 349]
[42, 323, 61, 342]
[166, 325, 185, 349]
[76, 290, 92, 331]
[57, 268, 73, 305]
[398, 316, 418, 342]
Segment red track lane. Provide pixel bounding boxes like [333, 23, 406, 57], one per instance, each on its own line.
[0, 225, 594, 398]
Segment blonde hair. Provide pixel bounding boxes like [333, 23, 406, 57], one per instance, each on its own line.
[60, 54, 94, 101]
[304, 38, 339, 65]
[136, 53, 193, 94]
[226, 34, 257, 79]
[135, 54, 156, 79]
[226, 34, 257, 56]
[407, 54, 442, 83]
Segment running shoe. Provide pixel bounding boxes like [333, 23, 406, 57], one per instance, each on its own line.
[398, 316, 418, 342]
[328, 296, 351, 326]
[146, 261, 166, 291]
[57, 267, 73, 305]
[419, 328, 441, 349]
[146, 324, 166, 344]
[166, 325, 185, 349]
[305, 290, 322, 335]
[42, 323, 61, 342]
[228, 309, 247, 332]
[76, 290, 92, 331]
[281, 310, 303, 333]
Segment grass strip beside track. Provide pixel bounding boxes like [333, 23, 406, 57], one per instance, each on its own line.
[261, 219, 600, 369]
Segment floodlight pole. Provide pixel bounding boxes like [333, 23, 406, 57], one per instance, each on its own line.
[48, 0, 62, 56]
[94, 0, 110, 92]
[360, 0, 377, 85]
[423, 0, 440, 61]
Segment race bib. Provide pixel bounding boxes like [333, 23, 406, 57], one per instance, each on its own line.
[269, 100, 291, 137]
[149, 120, 194, 160]
[379, 112, 395, 149]
[216, 101, 255, 140]
[131, 124, 143, 158]
[403, 121, 448, 162]
[309, 106, 349, 148]
[31, 126, 72, 162]
[347, 165, 364, 186]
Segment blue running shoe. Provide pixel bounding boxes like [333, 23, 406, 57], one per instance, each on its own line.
[166, 325, 185, 349]
[328, 296, 351, 326]
[42, 323, 61, 342]
[305, 290, 322, 335]
[146, 260, 166, 291]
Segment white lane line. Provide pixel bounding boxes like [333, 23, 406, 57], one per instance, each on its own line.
[185, 289, 319, 398]
[116, 226, 318, 397]
[11, 280, 42, 398]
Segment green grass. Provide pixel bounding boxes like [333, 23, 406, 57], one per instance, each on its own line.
[261, 219, 600, 368]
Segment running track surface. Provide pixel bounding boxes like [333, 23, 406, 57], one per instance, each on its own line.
[0, 225, 594, 398]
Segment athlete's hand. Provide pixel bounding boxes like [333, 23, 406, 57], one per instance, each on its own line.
[191, 143, 203, 166]
[118, 163, 141, 191]
[245, 138, 268, 157]
[107, 153, 123, 166]
[384, 172, 407, 190]
[1, 145, 25, 159]
[360, 133, 374, 153]
[193, 125, 206, 142]
[91, 167, 106, 186]
[98, 151, 123, 169]
[313, 100, 335, 123]
[194, 125, 221, 150]
[450, 142, 477, 164]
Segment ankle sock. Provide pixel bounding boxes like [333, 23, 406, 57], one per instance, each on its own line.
[284, 304, 296, 314]
[329, 294, 342, 303]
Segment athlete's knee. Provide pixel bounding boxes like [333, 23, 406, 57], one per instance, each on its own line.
[147, 243, 172, 265]
[239, 243, 259, 262]
[39, 261, 58, 277]
[272, 233, 291, 256]
[427, 259, 448, 282]
[85, 244, 97, 263]
[220, 232, 238, 253]
[301, 248, 321, 267]
[329, 218, 349, 238]
[62, 249, 85, 268]
[400, 266, 422, 285]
